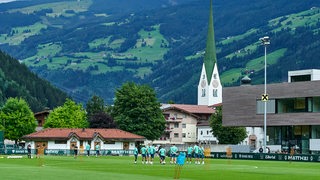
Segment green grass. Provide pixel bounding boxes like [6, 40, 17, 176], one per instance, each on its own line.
[221, 48, 287, 84]
[0, 22, 47, 45]
[220, 29, 258, 45]
[0, 156, 320, 180]
[126, 24, 170, 62]
[269, 7, 320, 33]
[8, 0, 92, 17]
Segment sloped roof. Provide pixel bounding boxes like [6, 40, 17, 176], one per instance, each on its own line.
[23, 128, 145, 141]
[162, 104, 215, 114]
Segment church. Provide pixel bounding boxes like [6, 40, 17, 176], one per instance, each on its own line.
[155, 0, 222, 145]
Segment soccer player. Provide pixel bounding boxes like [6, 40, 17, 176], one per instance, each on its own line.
[193, 143, 200, 164]
[140, 145, 147, 164]
[133, 145, 139, 164]
[95, 144, 100, 157]
[199, 145, 205, 164]
[148, 144, 156, 164]
[170, 144, 178, 164]
[86, 144, 91, 156]
[145, 144, 150, 164]
[186, 144, 193, 164]
[158, 146, 166, 164]
[74, 145, 78, 159]
[27, 143, 32, 159]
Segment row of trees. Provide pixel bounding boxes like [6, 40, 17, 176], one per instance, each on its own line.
[0, 82, 166, 143]
[0, 82, 246, 144]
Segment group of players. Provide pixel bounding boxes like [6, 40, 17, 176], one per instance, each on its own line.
[133, 142, 206, 165]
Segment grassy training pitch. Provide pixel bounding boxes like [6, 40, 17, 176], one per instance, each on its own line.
[0, 155, 320, 180]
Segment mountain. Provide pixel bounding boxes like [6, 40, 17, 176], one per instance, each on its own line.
[0, 50, 68, 112]
[0, 0, 319, 104]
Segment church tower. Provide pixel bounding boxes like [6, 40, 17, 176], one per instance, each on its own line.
[198, 0, 222, 106]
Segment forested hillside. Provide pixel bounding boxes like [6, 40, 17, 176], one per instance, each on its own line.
[0, 0, 319, 104]
[0, 50, 68, 112]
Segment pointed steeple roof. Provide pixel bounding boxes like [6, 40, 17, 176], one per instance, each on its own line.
[203, 0, 217, 84]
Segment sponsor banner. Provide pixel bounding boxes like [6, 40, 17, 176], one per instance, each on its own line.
[210, 152, 320, 162]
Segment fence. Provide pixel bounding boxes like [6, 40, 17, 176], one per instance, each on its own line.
[2, 147, 320, 163]
[0, 148, 133, 156]
[210, 152, 320, 163]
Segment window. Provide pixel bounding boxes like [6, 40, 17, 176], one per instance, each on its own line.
[213, 89, 218, 97]
[313, 97, 320, 112]
[104, 141, 115, 144]
[182, 133, 186, 138]
[214, 73, 217, 79]
[207, 130, 209, 135]
[277, 98, 307, 113]
[202, 74, 205, 79]
[257, 97, 320, 114]
[55, 140, 67, 144]
[200, 131, 203, 135]
[182, 124, 186, 128]
[291, 75, 311, 82]
[312, 126, 320, 138]
[202, 89, 206, 97]
[256, 99, 276, 114]
[174, 133, 179, 138]
[174, 123, 179, 128]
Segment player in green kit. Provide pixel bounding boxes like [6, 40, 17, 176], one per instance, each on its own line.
[145, 144, 150, 164]
[148, 144, 156, 164]
[193, 143, 200, 164]
[133, 145, 139, 164]
[170, 144, 178, 164]
[158, 146, 166, 164]
[186, 144, 193, 164]
[199, 145, 205, 165]
[140, 145, 147, 164]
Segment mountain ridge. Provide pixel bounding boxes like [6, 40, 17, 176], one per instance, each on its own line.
[0, 0, 319, 104]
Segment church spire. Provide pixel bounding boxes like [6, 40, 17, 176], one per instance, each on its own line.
[203, 0, 217, 84]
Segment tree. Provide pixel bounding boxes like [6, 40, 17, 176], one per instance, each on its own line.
[86, 95, 116, 128]
[86, 95, 105, 118]
[209, 106, 247, 144]
[89, 111, 117, 128]
[0, 97, 36, 143]
[44, 99, 88, 128]
[112, 82, 166, 140]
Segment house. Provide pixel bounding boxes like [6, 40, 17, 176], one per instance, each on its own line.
[34, 109, 50, 131]
[156, 104, 216, 145]
[223, 69, 320, 154]
[22, 128, 145, 154]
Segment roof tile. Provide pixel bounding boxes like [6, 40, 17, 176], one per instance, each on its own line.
[23, 128, 145, 140]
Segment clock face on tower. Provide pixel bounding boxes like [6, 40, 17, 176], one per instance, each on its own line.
[201, 79, 206, 88]
[212, 79, 219, 88]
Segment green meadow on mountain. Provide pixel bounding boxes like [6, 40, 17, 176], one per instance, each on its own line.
[0, 0, 319, 104]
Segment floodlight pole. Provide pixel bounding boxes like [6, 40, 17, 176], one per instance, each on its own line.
[260, 36, 270, 153]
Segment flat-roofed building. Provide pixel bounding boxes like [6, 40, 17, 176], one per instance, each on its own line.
[223, 69, 320, 154]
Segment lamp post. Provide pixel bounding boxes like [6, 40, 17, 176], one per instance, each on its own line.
[259, 36, 270, 153]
